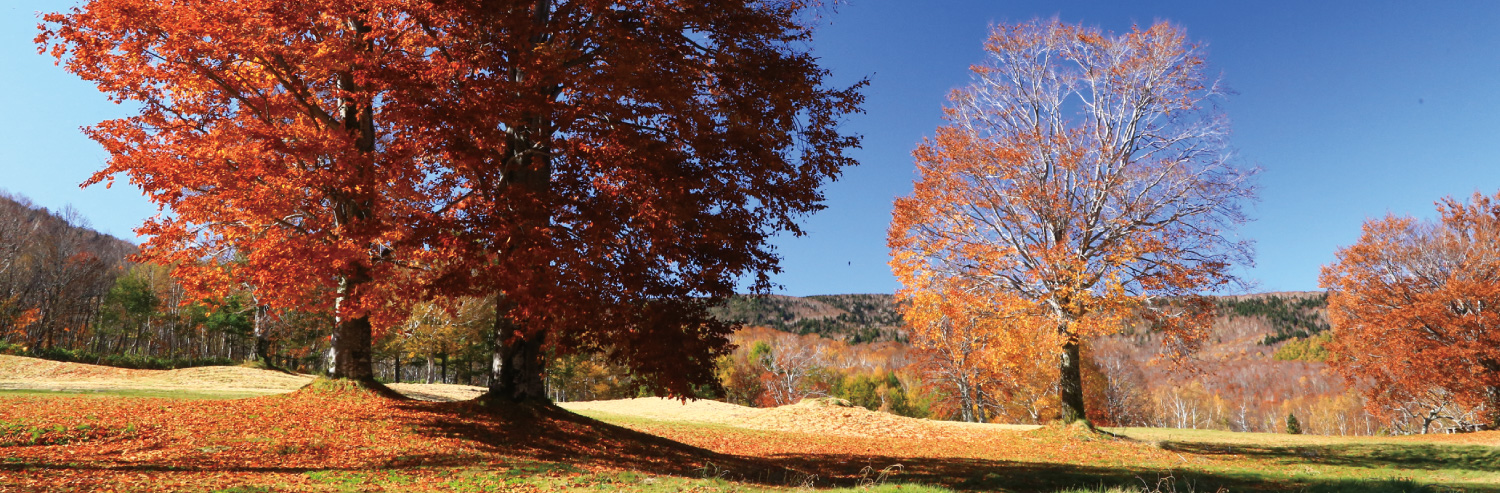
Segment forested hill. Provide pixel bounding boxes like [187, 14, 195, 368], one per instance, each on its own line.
[709, 294, 906, 343]
[1, 190, 137, 351]
[711, 291, 1330, 346]
[0, 192, 135, 256]
[1215, 291, 1330, 345]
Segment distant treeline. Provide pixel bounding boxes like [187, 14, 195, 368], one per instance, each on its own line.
[0, 191, 329, 371]
[1216, 294, 1330, 345]
[1, 191, 132, 357]
[710, 292, 1330, 349]
[709, 294, 906, 343]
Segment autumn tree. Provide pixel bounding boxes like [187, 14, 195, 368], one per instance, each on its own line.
[754, 335, 827, 406]
[398, 1, 864, 402]
[1321, 192, 1500, 434]
[888, 19, 1254, 425]
[902, 279, 1007, 422]
[40, 1, 452, 382]
[42, 0, 863, 393]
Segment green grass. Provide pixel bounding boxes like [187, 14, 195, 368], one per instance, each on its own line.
[0, 388, 278, 400]
[1083, 427, 1495, 492]
[441, 465, 956, 492]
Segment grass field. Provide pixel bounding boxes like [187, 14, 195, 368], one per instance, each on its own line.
[0, 357, 1496, 492]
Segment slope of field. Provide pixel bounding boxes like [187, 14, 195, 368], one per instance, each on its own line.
[0, 354, 488, 402]
[0, 354, 313, 395]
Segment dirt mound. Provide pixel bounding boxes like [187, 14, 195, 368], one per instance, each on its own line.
[0, 355, 496, 402]
[743, 397, 969, 439]
[561, 397, 765, 426]
[141, 366, 314, 390]
[0, 354, 152, 381]
[562, 396, 1037, 440]
[387, 382, 487, 402]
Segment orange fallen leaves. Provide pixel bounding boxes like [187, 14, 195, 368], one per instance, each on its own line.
[10, 389, 1487, 492]
[0, 387, 1175, 491]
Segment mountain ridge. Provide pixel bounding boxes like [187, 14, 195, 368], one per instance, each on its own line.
[713, 290, 1330, 345]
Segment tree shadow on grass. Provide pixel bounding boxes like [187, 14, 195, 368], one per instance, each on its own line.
[6, 395, 1498, 493]
[390, 399, 787, 479]
[1156, 440, 1500, 474]
[746, 452, 1472, 493]
[390, 401, 1500, 492]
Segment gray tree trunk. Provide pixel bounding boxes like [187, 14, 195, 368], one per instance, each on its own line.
[1058, 339, 1088, 424]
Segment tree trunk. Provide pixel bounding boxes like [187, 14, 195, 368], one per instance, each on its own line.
[329, 315, 374, 380]
[486, 297, 548, 402]
[327, 271, 375, 381]
[1058, 339, 1088, 425]
[322, 16, 378, 383]
[251, 305, 271, 365]
[392, 352, 401, 383]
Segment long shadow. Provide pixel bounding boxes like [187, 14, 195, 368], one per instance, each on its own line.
[1156, 440, 1500, 473]
[750, 452, 1500, 493]
[389, 399, 787, 479]
[388, 400, 1500, 492]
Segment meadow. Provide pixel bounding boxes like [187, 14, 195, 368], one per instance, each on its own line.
[0, 356, 1496, 492]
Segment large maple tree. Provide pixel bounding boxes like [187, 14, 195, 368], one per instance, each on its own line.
[888, 19, 1255, 424]
[42, 0, 863, 393]
[1321, 192, 1500, 433]
[405, 0, 864, 401]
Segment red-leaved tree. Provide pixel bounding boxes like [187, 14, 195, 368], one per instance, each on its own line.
[1322, 192, 1500, 434]
[42, 0, 863, 395]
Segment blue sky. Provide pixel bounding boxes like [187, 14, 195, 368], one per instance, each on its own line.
[3, 1, 1500, 296]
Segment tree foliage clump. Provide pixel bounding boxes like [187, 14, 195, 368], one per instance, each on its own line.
[1272, 333, 1331, 362]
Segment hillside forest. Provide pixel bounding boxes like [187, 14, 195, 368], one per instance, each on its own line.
[0, 189, 1425, 436]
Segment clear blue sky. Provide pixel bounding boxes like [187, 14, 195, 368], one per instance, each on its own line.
[4, 1, 1500, 296]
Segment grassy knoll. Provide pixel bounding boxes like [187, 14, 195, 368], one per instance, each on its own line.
[0, 387, 1494, 492]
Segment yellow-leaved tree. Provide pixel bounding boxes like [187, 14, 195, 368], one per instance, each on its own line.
[889, 19, 1256, 425]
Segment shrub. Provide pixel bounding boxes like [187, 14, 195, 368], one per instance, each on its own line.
[1286, 412, 1303, 434]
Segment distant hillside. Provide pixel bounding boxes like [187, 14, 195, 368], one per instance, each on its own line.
[713, 291, 1330, 347]
[1214, 291, 1329, 345]
[1, 190, 136, 352]
[709, 294, 904, 343]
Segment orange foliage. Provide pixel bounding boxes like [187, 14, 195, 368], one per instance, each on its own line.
[888, 19, 1254, 423]
[41, 0, 865, 389]
[1322, 192, 1500, 433]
